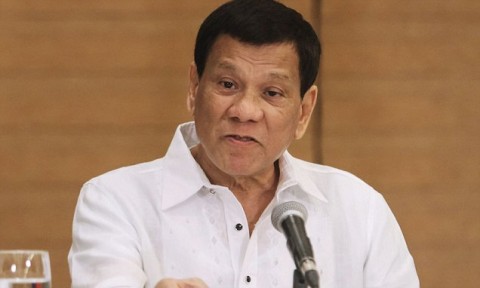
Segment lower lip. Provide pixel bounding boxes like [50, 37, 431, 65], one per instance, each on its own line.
[225, 136, 257, 146]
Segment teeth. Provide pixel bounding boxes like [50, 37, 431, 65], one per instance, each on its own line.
[233, 135, 253, 141]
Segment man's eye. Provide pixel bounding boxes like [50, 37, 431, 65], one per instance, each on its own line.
[266, 90, 281, 97]
[221, 81, 235, 89]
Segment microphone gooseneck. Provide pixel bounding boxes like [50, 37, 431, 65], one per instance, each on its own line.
[271, 201, 320, 288]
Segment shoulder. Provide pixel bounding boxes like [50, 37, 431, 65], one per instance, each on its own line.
[293, 157, 375, 192]
[87, 158, 163, 186]
[290, 156, 385, 208]
[79, 158, 165, 206]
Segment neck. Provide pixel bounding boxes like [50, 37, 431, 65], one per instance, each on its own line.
[191, 145, 279, 234]
[190, 145, 279, 193]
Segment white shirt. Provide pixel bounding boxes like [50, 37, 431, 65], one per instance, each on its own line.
[69, 122, 419, 288]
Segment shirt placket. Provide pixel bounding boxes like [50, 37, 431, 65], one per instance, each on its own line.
[215, 186, 252, 287]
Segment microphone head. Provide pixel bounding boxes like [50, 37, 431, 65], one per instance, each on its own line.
[271, 201, 308, 232]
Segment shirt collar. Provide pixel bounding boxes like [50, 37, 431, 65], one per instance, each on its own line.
[161, 122, 328, 210]
[161, 122, 209, 210]
[276, 151, 328, 203]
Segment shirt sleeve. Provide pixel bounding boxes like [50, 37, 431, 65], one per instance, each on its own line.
[68, 181, 148, 288]
[363, 193, 420, 288]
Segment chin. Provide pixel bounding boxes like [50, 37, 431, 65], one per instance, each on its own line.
[222, 166, 254, 177]
[223, 162, 270, 178]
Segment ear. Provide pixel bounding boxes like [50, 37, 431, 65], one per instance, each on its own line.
[294, 85, 318, 139]
[187, 62, 199, 114]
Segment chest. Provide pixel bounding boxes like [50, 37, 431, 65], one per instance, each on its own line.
[145, 195, 366, 288]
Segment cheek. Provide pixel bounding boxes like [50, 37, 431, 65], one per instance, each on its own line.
[274, 106, 301, 128]
[195, 102, 216, 123]
[269, 111, 301, 143]
[268, 118, 296, 142]
[195, 92, 232, 120]
[192, 90, 213, 118]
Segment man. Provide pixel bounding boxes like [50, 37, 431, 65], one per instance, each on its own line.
[69, 1, 419, 287]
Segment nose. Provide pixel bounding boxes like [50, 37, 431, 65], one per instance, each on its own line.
[226, 89, 264, 122]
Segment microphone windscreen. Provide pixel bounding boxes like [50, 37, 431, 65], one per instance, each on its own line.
[271, 201, 308, 232]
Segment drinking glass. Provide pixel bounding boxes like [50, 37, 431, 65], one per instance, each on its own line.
[0, 250, 51, 288]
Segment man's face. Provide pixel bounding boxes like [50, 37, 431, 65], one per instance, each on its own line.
[188, 35, 317, 179]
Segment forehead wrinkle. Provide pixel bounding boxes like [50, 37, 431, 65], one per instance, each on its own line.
[216, 60, 292, 80]
[217, 61, 237, 72]
[268, 71, 291, 81]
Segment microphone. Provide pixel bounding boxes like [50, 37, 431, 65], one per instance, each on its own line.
[271, 201, 320, 288]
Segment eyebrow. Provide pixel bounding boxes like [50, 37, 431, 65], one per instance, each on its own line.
[216, 61, 292, 81]
[217, 61, 237, 72]
[268, 71, 291, 81]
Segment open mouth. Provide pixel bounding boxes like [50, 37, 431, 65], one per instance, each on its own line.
[228, 135, 257, 142]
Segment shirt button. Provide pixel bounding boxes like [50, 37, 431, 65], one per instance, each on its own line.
[246, 275, 251, 283]
[235, 223, 243, 231]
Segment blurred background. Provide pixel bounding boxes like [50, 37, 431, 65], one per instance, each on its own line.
[1, 0, 479, 287]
